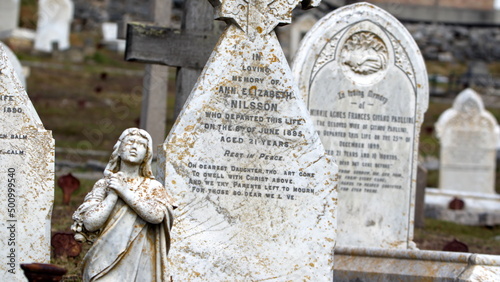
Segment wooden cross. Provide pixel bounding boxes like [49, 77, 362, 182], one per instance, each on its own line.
[138, 0, 171, 149]
[125, 0, 223, 121]
[125, 0, 318, 133]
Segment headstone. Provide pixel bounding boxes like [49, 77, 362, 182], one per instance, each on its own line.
[0, 0, 20, 39]
[0, 44, 54, 280]
[435, 88, 499, 194]
[292, 2, 428, 249]
[34, 0, 74, 52]
[102, 23, 118, 42]
[101, 22, 126, 52]
[125, 0, 223, 121]
[0, 42, 26, 88]
[159, 0, 338, 279]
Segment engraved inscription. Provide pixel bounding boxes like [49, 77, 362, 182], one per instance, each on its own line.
[179, 50, 318, 202]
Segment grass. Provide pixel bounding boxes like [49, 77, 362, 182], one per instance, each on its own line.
[26, 61, 148, 151]
[414, 219, 500, 254]
[425, 61, 468, 76]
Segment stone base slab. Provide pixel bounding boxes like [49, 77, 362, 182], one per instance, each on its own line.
[335, 246, 500, 281]
[425, 188, 500, 226]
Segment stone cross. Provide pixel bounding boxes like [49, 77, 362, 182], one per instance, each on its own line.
[159, 0, 336, 279]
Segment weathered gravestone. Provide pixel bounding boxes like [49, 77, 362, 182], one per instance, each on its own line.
[435, 88, 499, 194]
[0, 42, 26, 88]
[424, 88, 500, 226]
[0, 0, 20, 39]
[292, 2, 428, 249]
[159, 0, 338, 279]
[101, 23, 126, 52]
[0, 44, 54, 280]
[125, 0, 223, 120]
[34, 0, 74, 52]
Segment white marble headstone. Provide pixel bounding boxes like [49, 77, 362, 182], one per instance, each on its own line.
[436, 88, 499, 194]
[159, 0, 337, 279]
[0, 44, 54, 280]
[0, 0, 20, 38]
[0, 42, 26, 88]
[34, 0, 74, 52]
[101, 22, 126, 52]
[292, 3, 428, 249]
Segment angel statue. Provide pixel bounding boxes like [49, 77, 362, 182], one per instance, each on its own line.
[71, 128, 175, 281]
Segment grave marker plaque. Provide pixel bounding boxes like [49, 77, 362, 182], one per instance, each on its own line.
[292, 3, 428, 249]
[436, 88, 498, 194]
[0, 45, 54, 280]
[159, 0, 337, 279]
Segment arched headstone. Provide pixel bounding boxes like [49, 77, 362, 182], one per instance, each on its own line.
[292, 2, 429, 249]
[436, 88, 499, 194]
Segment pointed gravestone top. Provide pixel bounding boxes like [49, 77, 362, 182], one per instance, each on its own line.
[0, 44, 54, 280]
[0, 45, 45, 130]
[436, 88, 499, 194]
[159, 0, 337, 280]
[211, 0, 320, 39]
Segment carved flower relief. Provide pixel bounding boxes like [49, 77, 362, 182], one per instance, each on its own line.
[340, 31, 388, 75]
